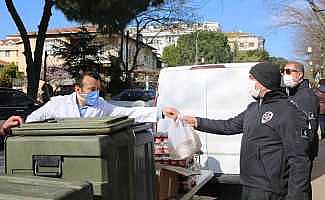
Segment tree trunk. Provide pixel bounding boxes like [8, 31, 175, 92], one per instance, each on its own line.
[32, 0, 53, 99]
[5, 0, 53, 100]
[132, 23, 142, 72]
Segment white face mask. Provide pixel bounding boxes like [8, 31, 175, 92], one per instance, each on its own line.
[248, 79, 260, 98]
[283, 74, 296, 88]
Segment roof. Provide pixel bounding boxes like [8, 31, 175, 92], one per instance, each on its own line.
[46, 26, 97, 35]
[7, 25, 156, 50]
[0, 60, 9, 66]
[160, 62, 259, 72]
[225, 32, 264, 40]
[0, 38, 21, 45]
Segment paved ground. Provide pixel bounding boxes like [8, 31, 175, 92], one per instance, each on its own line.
[310, 139, 325, 200]
[194, 139, 325, 200]
[0, 139, 325, 199]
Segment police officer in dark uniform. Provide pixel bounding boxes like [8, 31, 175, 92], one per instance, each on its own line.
[282, 61, 319, 200]
[282, 61, 320, 160]
[177, 63, 312, 200]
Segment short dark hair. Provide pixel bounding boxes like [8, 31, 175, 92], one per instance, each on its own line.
[75, 71, 101, 87]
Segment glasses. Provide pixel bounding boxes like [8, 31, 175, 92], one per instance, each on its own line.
[281, 68, 299, 75]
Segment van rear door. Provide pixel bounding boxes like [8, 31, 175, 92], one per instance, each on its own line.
[156, 63, 257, 176]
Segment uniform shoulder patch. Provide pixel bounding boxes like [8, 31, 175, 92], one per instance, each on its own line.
[301, 128, 312, 140]
[261, 111, 274, 124]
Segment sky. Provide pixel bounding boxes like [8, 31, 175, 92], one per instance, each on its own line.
[0, 0, 297, 60]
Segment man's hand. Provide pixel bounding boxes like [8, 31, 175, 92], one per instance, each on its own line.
[162, 107, 180, 120]
[182, 116, 198, 128]
[0, 116, 23, 135]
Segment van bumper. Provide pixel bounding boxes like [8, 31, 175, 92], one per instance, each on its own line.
[213, 173, 240, 184]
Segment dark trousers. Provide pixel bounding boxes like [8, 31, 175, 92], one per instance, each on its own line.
[319, 114, 325, 139]
[241, 186, 285, 200]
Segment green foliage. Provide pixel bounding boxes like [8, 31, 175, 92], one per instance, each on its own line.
[108, 56, 127, 95]
[52, 27, 105, 78]
[268, 56, 288, 69]
[55, 0, 165, 32]
[162, 45, 180, 67]
[234, 49, 270, 62]
[0, 63, 22, 87]
[162, 31, 233, 66]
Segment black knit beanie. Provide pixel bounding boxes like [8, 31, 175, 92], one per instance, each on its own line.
[249, 62, 281, 91]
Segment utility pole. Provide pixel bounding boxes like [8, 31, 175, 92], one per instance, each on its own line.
[195, 31, 199, 64]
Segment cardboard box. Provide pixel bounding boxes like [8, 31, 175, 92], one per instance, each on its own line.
[156, 164, 200, 200]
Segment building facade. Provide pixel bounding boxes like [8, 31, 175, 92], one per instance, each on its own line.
[226, 32, 265, 51]
[0, 26, 159, 79]
[128, 22, 222, 56]
[128, 22, 265, 56]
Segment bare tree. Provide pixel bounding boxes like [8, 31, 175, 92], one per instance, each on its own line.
[123, 0, 198, 86]
[5, 0, 54, 99]
[268, 0, 325, 64]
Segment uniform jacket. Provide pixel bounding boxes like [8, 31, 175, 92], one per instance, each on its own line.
[286, 79, 320, 159]
[196, 91, 311, 200]
[315, 86, 325, 114]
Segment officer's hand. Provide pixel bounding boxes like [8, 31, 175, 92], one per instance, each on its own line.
[182, 116, 198, 128]
[163, 107, 180, 121]
[0, 116, 23, 136]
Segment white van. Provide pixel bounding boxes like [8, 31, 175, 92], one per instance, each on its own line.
[156, 62, 259, 183]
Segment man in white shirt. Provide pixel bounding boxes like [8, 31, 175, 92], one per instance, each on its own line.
[26, 71, 175, 123]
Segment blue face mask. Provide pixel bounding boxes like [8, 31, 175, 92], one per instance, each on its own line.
[85, 90, 99, 106]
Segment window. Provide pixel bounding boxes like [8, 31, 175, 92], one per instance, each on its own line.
[5, 51, 10, 57]
[239, 43, 244, 48]
[249, 42, 255, 47]
[168, 36, 173, 43]
[144, 55, 149, 65]
[45, 39, 58, 55]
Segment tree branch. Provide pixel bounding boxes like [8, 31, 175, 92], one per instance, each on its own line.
[34, 0, 54, 65]
[4, 0, 33, 65]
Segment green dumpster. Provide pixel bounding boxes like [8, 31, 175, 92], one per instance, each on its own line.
[5, 116, 155, 200]
[0, 175, 93, 200]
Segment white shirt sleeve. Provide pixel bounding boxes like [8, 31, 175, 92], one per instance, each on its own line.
[103, 102, 162, 123]
[26, 101, 54, 123]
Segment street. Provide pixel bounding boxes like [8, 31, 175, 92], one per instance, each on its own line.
[194, 139, 325, 200]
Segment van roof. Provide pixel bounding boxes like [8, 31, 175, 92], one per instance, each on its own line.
[161, 62, 260, 72]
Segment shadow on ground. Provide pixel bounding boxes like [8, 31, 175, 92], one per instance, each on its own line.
[197, 180, 242, 200]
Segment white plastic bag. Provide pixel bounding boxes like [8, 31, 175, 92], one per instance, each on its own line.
[167, 117, 202, 159]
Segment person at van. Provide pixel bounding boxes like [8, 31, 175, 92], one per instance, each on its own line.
[282, 61, 319, 200]
[0, 116, 23, 135]
[164, 62, 312, 200]
[26, 71, 174, 123]
[282, 61, 319, 160]
[315, 79, 325, 139]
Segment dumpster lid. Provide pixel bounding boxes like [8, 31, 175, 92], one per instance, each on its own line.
[12, 116, 134, 136]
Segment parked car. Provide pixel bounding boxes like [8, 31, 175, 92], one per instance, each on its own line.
[54, 85, 75, 96]
[0, 87, 41, 120]
[0, 88, 41, 149]
[112, 89, 156, 102]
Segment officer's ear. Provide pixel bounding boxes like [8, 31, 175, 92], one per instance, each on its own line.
[298, 71, 304, 80]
